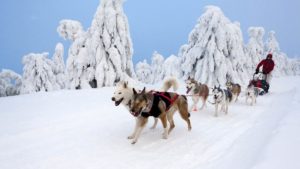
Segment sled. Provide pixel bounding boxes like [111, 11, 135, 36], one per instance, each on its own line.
[249, 72, 269, 95]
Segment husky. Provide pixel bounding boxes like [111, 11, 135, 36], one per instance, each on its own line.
[111, 78, 179, 129]
[225, 80, 241, 102]
[245, 83, 260, 106]
[129, 88, 192, 144]
[185, 77, 209, 111]
[211, 86, 233, 117]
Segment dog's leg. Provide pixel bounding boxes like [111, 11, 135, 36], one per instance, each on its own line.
[159, 114, 168, 139]
[200, 97, 205, 110]
[150, 118, 158, 129]
[131, 117, 148, 144]
[215, 104, 219, 117]
[167, 110, 175, 134]
[235, 94, 239, 102]
[177, 98, 192, 131]
[225, 103, 229, 115]
[128, 118, 139, 139]
[221, 103, 225, 112]
[192, 97, 199, 112]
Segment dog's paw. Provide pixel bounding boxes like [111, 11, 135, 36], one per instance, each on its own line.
[127, 135, 134, 139]
[162, 133, 168, 139]
[131, 140, 137, 144]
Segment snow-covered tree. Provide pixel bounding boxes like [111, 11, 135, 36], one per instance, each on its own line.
[57, 20, 84, 41]
[265, 31, 292, 76]
[164, 55, 182, 78]
[135, 60, 152, 84]
[21, 53, 59, 94]
[0, 69, 22, 97]
[246, 27, 265, 72]
[180, 6, 249, 86]
[63, 0, 135, 89]
[52, 43, 67, 89]
[150, 51, 165, 83]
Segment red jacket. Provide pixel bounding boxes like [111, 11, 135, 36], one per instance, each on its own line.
[256, 59, 275, 74]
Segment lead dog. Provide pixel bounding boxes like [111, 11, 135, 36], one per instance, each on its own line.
[111, 78, 179, 129]
[129, 88, 192, 144]
[211, 85, 233, 117]
[245, 82, 259, 106]
[185, 77, 209, 111]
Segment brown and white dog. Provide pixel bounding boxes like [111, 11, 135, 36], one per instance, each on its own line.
[185, 77, 209, 111]
[225, 80, 241, 102]
[129, 88, 192, 144]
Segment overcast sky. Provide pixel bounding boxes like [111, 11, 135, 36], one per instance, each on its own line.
[0, 0, 299, 74]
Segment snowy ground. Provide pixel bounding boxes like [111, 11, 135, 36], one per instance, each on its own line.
[0, 76, 300, 169]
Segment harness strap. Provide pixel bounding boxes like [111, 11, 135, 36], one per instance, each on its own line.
[155, 92, 179, 111]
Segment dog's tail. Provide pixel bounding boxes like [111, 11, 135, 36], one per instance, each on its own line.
[161, 77, 179, 92]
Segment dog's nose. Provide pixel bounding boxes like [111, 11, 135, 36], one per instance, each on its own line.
[214, 95, 217, 99]
[111, 97, 115, 101]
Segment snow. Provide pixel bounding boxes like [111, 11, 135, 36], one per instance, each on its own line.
[0, 76, 300, 169]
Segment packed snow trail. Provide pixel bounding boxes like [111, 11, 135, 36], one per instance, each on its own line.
[0, 77, 299, 169]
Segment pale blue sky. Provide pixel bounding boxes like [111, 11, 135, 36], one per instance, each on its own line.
[0, 0, 299, 74]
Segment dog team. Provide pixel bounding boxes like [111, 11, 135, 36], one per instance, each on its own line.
[112, 77, 260, 144]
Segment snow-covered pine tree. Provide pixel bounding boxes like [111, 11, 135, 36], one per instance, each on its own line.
[164, 55, 182, 79]
[180, 6, 249, 86]
[150, 51, 165, 84]
[62, 0, 135, 89]
[135, 60, 152, 84]
[265, 31, 292, 76]
[0, 69, 22, 97]
[21, 53, 59, 94]
[52, 43, 67, 89]
[91, 0, 135, 87]
[246, 27, 265, 73]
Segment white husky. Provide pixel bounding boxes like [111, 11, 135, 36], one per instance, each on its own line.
[245, 84, 260, 106]
[211, 86, 233, 117]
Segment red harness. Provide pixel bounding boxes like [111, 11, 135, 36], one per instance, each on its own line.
[154, 92, 179, 111]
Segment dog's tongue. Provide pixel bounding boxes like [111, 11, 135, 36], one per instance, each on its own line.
[131, 112, 139, 117]
[186, 87, 191, 94]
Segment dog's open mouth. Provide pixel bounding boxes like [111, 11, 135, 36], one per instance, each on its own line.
[186, 87, 191, 94]
[115, 98, 124, 106]
[130, 108, 142, 117]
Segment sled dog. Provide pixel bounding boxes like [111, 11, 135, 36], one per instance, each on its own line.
[111, 78, 178, 130]
[225, 80, 241, 102]
[211, 85, 233, 117]
[129, 88, 192, 144]
[185, 77, 209, 111]
[245, 83, 260, 106]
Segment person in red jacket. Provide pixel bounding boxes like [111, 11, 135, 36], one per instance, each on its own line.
[255, 53, 275, 85]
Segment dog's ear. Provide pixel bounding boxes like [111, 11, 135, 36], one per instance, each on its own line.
[133, 88, 137, 95]
[141, 87, 146, 94]
[123, 81, 128, 88]
[218, 85, 221, 89]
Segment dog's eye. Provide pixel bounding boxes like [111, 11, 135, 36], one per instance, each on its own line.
[118, 92, 121, 94]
